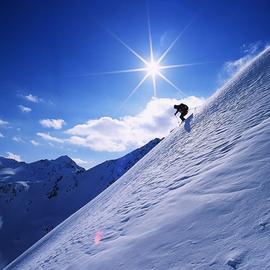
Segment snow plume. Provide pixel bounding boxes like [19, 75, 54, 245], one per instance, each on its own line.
[65, 96, 204, 152]
[219, 41, 269, 83]
[5, 152, 22, 162]
[39, 119, 66, 130]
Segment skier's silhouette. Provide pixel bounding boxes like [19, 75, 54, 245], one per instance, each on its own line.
[174, 103, 189, 121]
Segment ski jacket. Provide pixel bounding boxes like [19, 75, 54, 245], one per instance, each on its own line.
[174, 103, 189, 113]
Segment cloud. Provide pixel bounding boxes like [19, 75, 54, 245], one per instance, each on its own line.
[0, 119, 8, 126]
[18, 105, 32, 113]
[30, 140, 40, 146]
[72, 158, 101, 169]
[24, 93, 41, 103]
[0, 132, 3, 138]
[219, 41, 268, 83]
[38, 96, 205, 152]
[71, 158, 89, 167]
[37, 132, 65, 143]
[66, 96, 205, 151]
[12, 136, 25, 143]
[39, 119, 66, 130]
[6, 152, 22, 162]
[72, 158, 88, 164]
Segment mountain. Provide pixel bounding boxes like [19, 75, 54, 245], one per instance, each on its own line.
[0, 138, 161, 268]
[0, 158, 25, 178]
[0, 155, 84, 183]
[4, 46, 270, 270]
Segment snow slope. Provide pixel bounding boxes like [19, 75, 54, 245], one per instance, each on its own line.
[0, 138, 160, 268]
[5, 47, 270, 270]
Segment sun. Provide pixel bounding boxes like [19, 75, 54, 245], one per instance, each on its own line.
[146, 61, 160, 76]
[81, 14, 208, 106]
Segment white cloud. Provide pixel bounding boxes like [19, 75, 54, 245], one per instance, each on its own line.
[0, 119, 8, 126]
[6, 152, 22, 162]
[24, 93, 40, 103]
[71, 158, 99, 169]
[30, 140, 40, 146]
[72, 158, 88, 164]
[0, 132, 3, 138]
[38, 96, 204, 152]
[12, 136, 25, 143]
[39, 119, 66, 130]
[66, 96, 205, 151]
[219, 41, 268, 83]
[71, 158, 88, 167]
[37, 132, 65, 143]
[18, 105, 32, 113]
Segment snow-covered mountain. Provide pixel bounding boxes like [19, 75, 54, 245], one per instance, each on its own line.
[0, 138, 161, 268]
[4, 47, 270, 270]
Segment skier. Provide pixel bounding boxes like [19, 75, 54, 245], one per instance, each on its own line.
[174, 103, 189, 122]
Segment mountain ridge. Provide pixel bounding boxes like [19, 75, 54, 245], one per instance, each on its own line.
[0, 138, 161, 268]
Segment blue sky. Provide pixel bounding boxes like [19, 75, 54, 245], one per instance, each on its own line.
[0, 0, 269, 168]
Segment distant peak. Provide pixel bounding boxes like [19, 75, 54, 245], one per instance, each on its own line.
[54, 155, 73, 163]
[52, 155, 85, 172]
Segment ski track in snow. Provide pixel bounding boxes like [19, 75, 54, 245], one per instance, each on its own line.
[5, 47, 270, 270]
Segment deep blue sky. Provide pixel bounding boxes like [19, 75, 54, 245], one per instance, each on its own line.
[0, 0, 269, 168]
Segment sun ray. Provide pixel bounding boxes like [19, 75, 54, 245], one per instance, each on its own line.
[106, 29, 148, 65]
[158, 72, 186, 97]
[75, 67, 148, 77]
[152, 74, 157, 96]
[86, 14, 209, 105]
[121, 74, 149, 107]
[160, 61, 213, 70]
[147, 8, 154, 62]
[158, 18, 194, 64]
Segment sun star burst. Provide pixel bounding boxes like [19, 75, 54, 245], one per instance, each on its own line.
[146, 61, 160, 76]
[82, 15, 209, 106]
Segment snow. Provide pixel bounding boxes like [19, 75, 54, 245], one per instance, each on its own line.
[0, 157, 25, 170]
[0, 139, 160, 268]
[4, 47, 270, 270]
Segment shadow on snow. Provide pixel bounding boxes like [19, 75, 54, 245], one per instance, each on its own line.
[184, 113, 193, 133]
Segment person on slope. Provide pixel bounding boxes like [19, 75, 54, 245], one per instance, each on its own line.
[174, 103, 189, 122]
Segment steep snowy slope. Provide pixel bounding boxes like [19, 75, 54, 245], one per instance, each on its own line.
[5, 47, 270, 270]
[0, 138, 160, 268]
